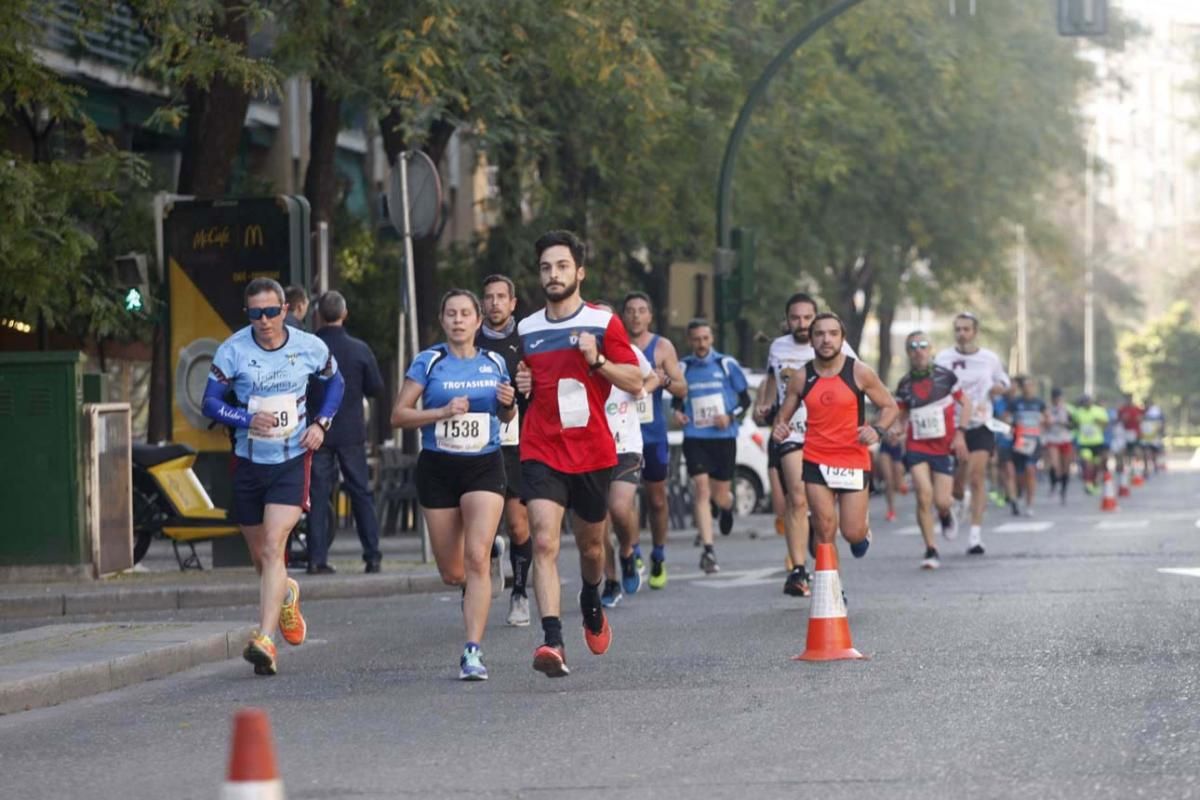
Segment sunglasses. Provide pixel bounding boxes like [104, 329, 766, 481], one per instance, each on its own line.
[908, 340, 930, 350]
[246, 306, 284, 321]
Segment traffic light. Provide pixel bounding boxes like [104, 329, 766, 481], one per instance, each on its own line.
[1058, 0, 1107, 37]
[114, 253, 151, 315]
[123, 287, 145, 313]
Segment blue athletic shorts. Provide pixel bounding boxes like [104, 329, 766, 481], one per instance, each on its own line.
[232, 452, 312, 525]
[642, 440, 670, 483]
[903, 451, 956, 476]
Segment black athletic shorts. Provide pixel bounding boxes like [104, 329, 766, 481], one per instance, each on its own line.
[801, 459, 872, 494]
[682, 437, 736, 482]
[612, 452, 644, 485]
[768, 438, 803, 470]
[232, 452, 312, 525]
[904, 451, 956, 476]
[521, 460, 612, 524]
[416, 449, 506, 509]
[641, 440, 670, 483]
[502, 446, 522, 500]
[963, 426, 995, 454]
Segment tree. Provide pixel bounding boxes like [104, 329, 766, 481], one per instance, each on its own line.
[1119, 301, 1200, 424]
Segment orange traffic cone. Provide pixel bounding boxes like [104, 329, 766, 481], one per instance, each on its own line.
[1118, 468, 1131, 498]
[1100, 469, 1119, 512]
[1132, 461, 1145, 487]
[794, 542, 864, 661]
[221, 708, 284, 800]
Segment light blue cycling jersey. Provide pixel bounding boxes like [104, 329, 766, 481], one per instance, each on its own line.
[206, 325, 339, 464]
[406, 344, 510, 455]
[681, 350, 748, 440]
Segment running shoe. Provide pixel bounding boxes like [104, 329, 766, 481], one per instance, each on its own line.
[459, 645, 488, 681]
[243, 633, 277, 676]
[533, 644, 569, 678]
[633, 546, 646, 579]
[941, 509, 959, 541]
[279, 577, 307, 646]
[967, 528, 985, 555]
[921, 547, 941, 570]
[783, 567, 811, 597]
[693, 533, 702, 547]
[648, 556, 668, 590]
[600, 579, 623, 608]
[1023, 505, 1035, 517]
[507, 592, 531, 627]
[885, 509, 896, 523]
[620, 553, 641, 595]
[583, 611, 613, 655]
[898, 482, 910, 496]
[989, 490, 1006, 508]
[1009, 498, 1020, 517]
[850, 529, 872, 559]
[490, 536, 506, 598]
[967, 544, 985, 555]
[719, 506, 734, 536]
[699, 549, 720, 574]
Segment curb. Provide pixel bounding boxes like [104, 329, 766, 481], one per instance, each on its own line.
[0, 572, 449, 620]
[0, 624, 256, 716]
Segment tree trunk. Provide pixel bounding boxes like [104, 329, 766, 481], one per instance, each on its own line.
[303, 78, 341, 232]
[876, 291, 897, 386]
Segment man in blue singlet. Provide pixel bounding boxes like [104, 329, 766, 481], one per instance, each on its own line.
[203, 277, 345, 676]
[622, 292, 687, 589]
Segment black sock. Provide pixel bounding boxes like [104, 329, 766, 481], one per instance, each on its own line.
[541, 616, 563, 648]
[510, 537, 532, 596]
[703, 544, 714, 554]
[579, 579, 604, 634]
[939, 512, 952, 527]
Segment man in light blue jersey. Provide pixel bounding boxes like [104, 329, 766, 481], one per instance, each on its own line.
[203, 277, 345, 676]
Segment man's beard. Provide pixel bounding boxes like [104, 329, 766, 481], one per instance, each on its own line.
[542, 278, 578, 302]
[791, 328, 810, 344]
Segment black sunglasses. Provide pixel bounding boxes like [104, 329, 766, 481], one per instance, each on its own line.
[908, 340, 930, 350]
[246, 306, 284, 321]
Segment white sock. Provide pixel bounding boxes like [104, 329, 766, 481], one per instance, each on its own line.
[968, 525, 982, 547]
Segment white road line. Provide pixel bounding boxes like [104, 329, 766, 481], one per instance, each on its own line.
[1158, 567, 1200, 579]
[893, 525, 921, 536]
[1095, 519, 1150, 531]
[1195, 518, 1200, 529]
[693, 568, 781, 590]
[993, 521, 1054, 533]
[672, 568, 777, 583]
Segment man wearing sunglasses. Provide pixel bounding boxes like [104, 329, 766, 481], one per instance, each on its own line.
[895, 331, 972, 570]
[202, 277, 345, 676]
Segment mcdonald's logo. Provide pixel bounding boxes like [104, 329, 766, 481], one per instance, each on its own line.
[244, 225, 265, 247]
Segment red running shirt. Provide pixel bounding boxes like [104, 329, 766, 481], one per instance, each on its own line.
[518, 302, 638, 474]
[798, 357, 870, 470]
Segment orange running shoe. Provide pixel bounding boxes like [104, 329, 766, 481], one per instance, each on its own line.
[279, 577, 307, 646]
[885, 509, 896, 522]
[532, 644, 570, 677]
[243, 633, 277, 676]
[583, 612, 612, 655]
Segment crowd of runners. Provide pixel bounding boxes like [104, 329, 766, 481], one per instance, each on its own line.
[202, 229, 1167, 682]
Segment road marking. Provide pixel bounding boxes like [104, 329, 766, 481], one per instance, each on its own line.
[1195, 518, 1200, 529]
[993, 521, 1054, 533]
[893, 525, 921, 536]
[691, 568, 780, 589]
[673, 568, 775, 583]
[1095, 519, 1150, 531]
[1158, 567, 1200, 579]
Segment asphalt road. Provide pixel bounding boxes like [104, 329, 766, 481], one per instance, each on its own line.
[2, 465, 1199, 799]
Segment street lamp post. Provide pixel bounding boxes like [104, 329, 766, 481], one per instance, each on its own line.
[1084, 124, 1097, 397]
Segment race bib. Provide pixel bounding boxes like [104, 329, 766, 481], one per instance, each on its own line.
[692, 393, 726, 429]
[1141, 419, 1162, 438]
[558, 378, 590, 429]
[435, 412, 490, 453]
[636, 394, 655, 424]
[1013, 434, 1038, 455]
[248, 393, 299, 441]
[910, 404, 947, 440]
[985, 418, 1012, 436]
[819, 464, 864, 491]
[1079, 422, 1101, 441]
[499, 407, 519, 447]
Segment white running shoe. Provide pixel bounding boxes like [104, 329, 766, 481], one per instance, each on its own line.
[506, 593, 531, 627]
[490, 536, 506, 598]
[941, 508, 959, 541]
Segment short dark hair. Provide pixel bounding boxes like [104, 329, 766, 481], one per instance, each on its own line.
[245, 278, 285, 306]
[535, 230, 586, 267]
[622, 291, 652, 313]
[686, 318, 711, 334]
[439, 288, 482, 318]
[954, 311, 979, 331]
[810, 312, 846, 337]
[284, 285, 307, 307]
[784, 292, 817, 315]
[318, 291, 347, 323]
[482, 274, 516, 298]
[906, 329, 926, 343]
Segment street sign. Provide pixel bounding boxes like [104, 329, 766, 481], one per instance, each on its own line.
[1058, 0, 1107, 37]
[387, 151, 443, 239]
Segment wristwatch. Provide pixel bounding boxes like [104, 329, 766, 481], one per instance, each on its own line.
[316, 416, 333, 432]
[590, 353, 607, 370]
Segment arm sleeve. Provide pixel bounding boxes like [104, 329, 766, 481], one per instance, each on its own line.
[315, 370, 345, 418]
[602, 315, 638, 365]
[202, 378, 251, 428]
[310, 338, 338, 381]
[732, 389, 752, 417]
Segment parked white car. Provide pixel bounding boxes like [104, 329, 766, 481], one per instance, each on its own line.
[666, 371, 771, 517]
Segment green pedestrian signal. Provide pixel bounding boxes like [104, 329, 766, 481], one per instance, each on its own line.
[123, 287, 145, 313]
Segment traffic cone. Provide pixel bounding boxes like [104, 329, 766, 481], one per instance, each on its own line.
[1132, 461, 1145, 487]
[221, 708, 285, 800]
[1118, 468, 1131, 498]
[794, 542, 864, 661]
[1100, 469, 1119, 512]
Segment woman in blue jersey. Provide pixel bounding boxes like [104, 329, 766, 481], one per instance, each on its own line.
[391, 290, 516, 681]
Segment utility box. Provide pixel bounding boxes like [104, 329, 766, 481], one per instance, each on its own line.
[0, 352, 88, 576]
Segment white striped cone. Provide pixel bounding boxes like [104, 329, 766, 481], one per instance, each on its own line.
[221, 709, 285, 799]
[794, 542, 864, 661]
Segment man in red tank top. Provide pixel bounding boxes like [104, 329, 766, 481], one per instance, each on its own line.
[773, 314, 898, 565]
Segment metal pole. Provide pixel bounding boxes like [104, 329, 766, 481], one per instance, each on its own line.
[1084, 127, 1096, 397]
[1016, 224, 1028, 376]
[317, 221, 329, 294]
[398, 152, 430, 563]
[714, 0, 868, 350]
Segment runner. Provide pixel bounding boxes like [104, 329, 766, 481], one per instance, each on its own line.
[513, 230, 641, 678]
[1043, 388, 1074, 503]
[1009, 377, 1047, 517]
[391, 289, 515, 681]
[1116, 393, 1145, 479]
[1141, 398, 1166, 475]
[674, 319, 751, 575]
[876, 423, 906, 522]
[935, 312, 1011, 555]
[477, 274, 534, 626]
[894, 331, 971, 569]
[773, 313, 898, 575]
[1071, 394, 1110, 493]
[755, 293, 857, 596]
[202, 277, 344, 676]
[621, 292, 687, 589]
[591, 300, 658, 608]
[991, 386, 1019, 514]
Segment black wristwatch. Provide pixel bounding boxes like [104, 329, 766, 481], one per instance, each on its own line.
[316, 416, 333, 432]
[589, 353, 607, 370]
[872, 424, 886, 439]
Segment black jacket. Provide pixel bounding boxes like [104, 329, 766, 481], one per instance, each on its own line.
[308, 326, 384, 447]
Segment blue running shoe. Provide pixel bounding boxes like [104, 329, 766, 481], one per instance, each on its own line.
[620, 554, 641, 595]
[459, 645, 488, 681]
[600, 579, 623, 608]
[850, 529, 872, 559]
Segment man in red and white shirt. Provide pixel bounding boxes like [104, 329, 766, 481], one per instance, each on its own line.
[514, 230, 640, 678]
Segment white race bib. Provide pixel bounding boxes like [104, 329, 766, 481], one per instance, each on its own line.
[499, 407, 519, 447]
[636, 394, 655, 424]
[985, 418, 1012, 436]
[248, 393, 299, 441]
[692, 393, 726, 429]
[558, 378, 590, 429]
[819, 464, 864, 491]
[1079, 422, 1102, 442]
[435, 412, 490, 453]
[1141, 419, 1161, 438]
[1013, 433, 1039, 455]
[910, 404, 947, 440]
[788, 405, 807, 438]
